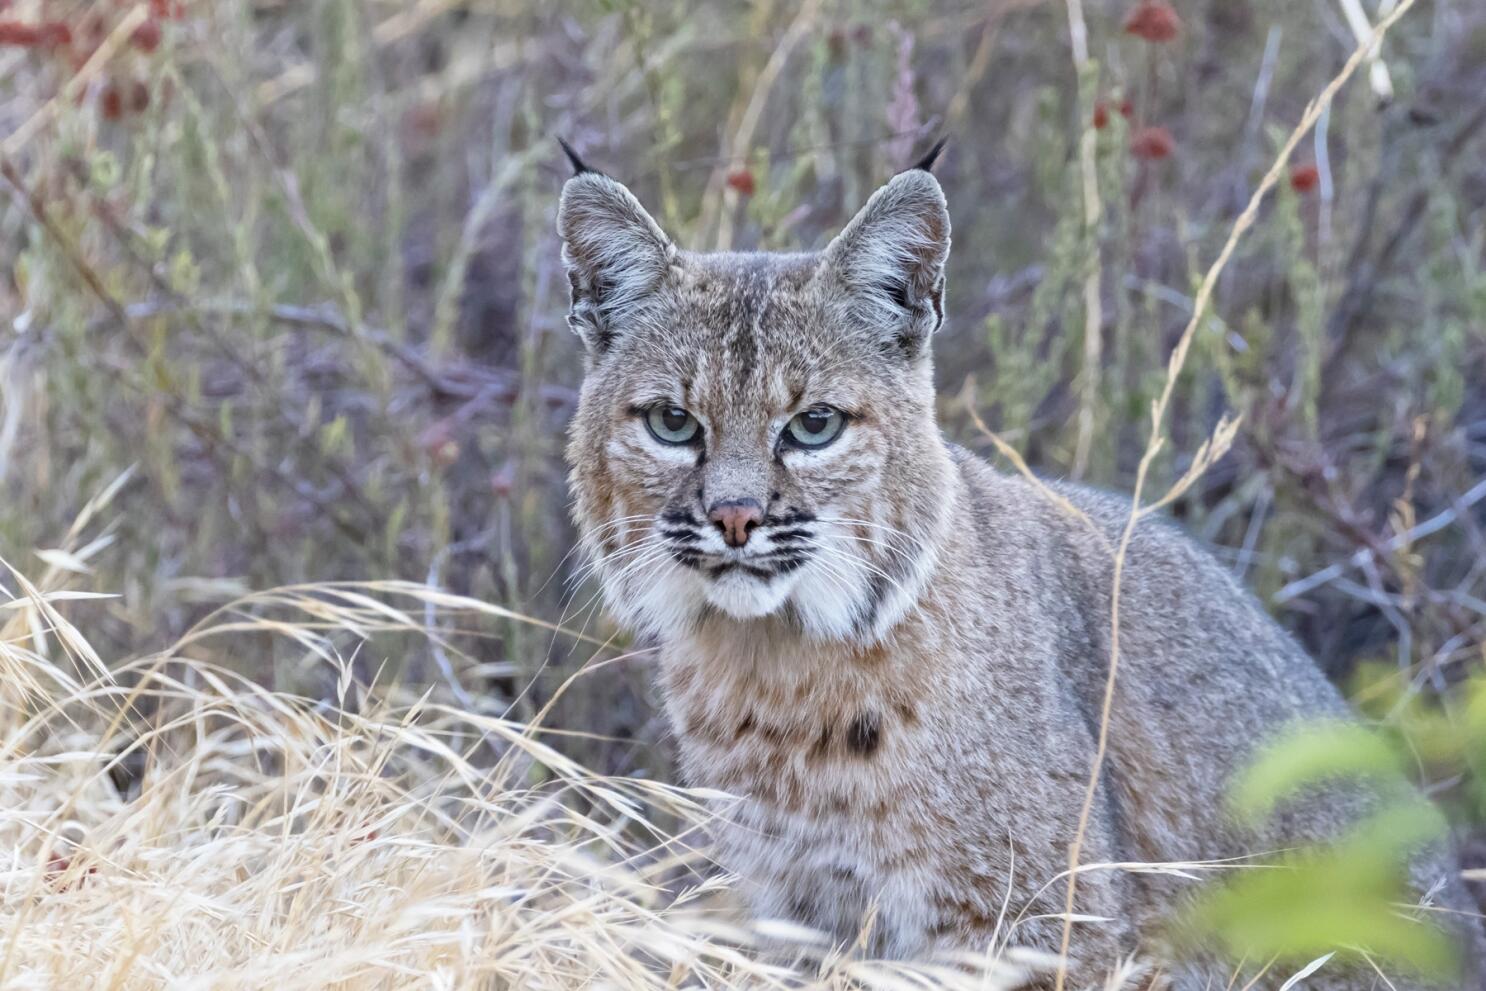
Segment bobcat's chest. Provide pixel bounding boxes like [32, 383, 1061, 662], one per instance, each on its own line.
[719, 793, 946, 956]
[660, 638, 946, 954]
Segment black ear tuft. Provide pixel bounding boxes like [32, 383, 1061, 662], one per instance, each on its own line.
[557, 136, 600, 176]
[908, 136, 948, 174]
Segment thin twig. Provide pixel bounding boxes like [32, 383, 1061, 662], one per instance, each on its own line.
[959, 379, 1109, 549]
[1064, 0, 1104, 481]
[254, 0, 465, 105]
[116, 298, 576, 407]
[1274, 476, 1486, 604]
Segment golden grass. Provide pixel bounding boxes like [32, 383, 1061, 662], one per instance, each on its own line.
[0, 493, 1079, 990]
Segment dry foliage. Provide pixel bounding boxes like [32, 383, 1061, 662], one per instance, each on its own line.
[1, 490, 1103, 989]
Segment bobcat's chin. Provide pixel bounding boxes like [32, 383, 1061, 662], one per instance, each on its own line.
[692, 546, 909, 644]
[702, 566, 800, 620]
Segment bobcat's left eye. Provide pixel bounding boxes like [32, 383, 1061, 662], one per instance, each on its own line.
[645, 405, 701, 445]
[784, 406, 846, 449]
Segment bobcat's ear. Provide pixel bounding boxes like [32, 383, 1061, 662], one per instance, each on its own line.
[557, 169, 676, 355]
[818, 169, 950, 360]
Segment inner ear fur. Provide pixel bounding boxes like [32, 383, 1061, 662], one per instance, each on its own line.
[818, 169, 951, 359]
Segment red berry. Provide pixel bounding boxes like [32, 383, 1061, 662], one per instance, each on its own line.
[132, 18, 160, 52]
[130, 79, 150, 113]
[725, 168, 756, 197]
[36, 21, 70, 49]
[1092, 101, 1110, 130]
[1123, 1, 1182, 43]
[0, 20, 40, 46]
[100, 83, 123, 120]
[1130, 125, 1175, 161]
[1119, 98, 1135, 119]
[1289, 162, 1320, 193]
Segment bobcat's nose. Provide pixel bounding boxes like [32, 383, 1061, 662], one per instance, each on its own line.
[708, 499, 763, 548]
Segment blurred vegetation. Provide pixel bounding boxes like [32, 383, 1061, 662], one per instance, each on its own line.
[1, 0, 1485, 977]
[1181, 718, 1463, 981]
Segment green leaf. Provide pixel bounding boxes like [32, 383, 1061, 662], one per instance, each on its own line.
[1179, 803, 1455, 980]
[1231, 722, 1410, 822]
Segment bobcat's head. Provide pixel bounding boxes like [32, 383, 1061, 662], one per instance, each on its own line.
[561, 151, 955, 644]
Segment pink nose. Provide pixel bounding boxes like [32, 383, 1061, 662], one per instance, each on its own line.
[709, 500, 763, 548]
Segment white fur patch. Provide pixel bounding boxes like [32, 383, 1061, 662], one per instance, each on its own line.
[704, 567, 799, 619]
[601, 551, 705, 640]
[789, 530, 873, 640]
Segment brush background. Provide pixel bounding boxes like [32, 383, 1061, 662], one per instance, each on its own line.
[2, 0, 1485, 873]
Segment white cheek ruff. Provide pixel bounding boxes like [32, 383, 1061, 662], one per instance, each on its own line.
[789, 541, 871, 640]
[790, 519, 942, 644]
[602, 553, 706, 640]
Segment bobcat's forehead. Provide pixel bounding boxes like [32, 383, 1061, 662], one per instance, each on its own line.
[602, 251, 885, 420]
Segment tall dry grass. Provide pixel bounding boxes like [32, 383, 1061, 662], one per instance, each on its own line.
[0, 485, 1080, 990]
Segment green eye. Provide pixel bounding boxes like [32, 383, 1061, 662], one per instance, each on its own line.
[784, 407, 846, 449]
[645, 405, 700, 445]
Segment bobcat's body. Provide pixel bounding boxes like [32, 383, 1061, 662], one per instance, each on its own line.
[660, 460, 1383, 971]
[555, 149, 1482, 987]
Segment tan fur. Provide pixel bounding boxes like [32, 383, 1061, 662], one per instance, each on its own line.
[558, 164, 1483, 988]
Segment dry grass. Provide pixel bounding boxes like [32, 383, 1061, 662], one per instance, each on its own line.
[0, 490, 1085, 990]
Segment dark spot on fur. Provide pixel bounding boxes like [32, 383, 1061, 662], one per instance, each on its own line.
[683, 712, 725, 745]
[847, 713, 880, 756]
[735, 713, 755, 738]
[728, 322, 757, 373]
[930, 897, 1000, 933]
[759, 720, 791, 746]
[778, 600, 803, 631]
[851, 571, 893, 636]
[808, 723, 833, 760]
[893, 701, 918, 725]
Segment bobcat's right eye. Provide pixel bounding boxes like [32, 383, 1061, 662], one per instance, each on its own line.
[644, 406, 700, 445]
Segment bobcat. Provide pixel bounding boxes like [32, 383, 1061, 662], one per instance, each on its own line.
[557, 143, 1483, 988]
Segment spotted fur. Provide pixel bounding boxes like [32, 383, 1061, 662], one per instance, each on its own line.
[559, 163, 1483, 989]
